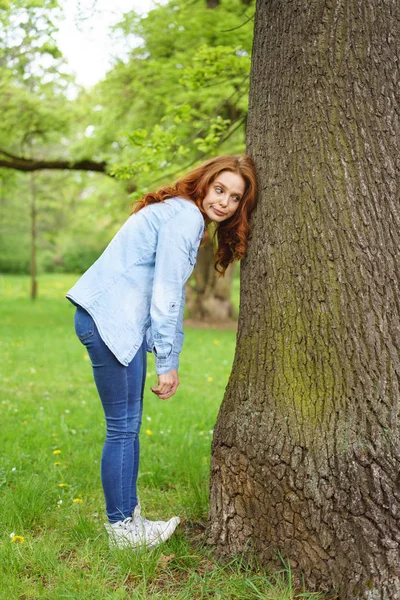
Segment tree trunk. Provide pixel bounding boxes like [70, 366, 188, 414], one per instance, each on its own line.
[209, 1, 400, 598]
[186, 241, 236, 322]
[29, 172, 37, 300]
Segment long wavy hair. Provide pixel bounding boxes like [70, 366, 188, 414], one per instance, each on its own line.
[132, 155, 258, 275]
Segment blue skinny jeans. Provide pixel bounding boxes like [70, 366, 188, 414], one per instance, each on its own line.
[74, 305, 146, 523]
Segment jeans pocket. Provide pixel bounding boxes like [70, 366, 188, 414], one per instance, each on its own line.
[74, 306, 95, 342]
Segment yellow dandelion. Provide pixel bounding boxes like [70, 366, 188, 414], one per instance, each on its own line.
[145, 429, 153, 436]
[73, 498, 83, 504]
[54, 462, 61, 466]
[58, 483, 68, 487]
[83, 353, 89, 361]
[213, 339, 220, 345]
[11, 535, 24, 544]
[207, 376, 214, 382]
[53, 449, 62, 455]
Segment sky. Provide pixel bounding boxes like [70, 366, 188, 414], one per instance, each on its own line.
[55, 0, 158, 88]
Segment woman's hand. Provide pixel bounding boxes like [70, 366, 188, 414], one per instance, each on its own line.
[150, 369, 179, 399]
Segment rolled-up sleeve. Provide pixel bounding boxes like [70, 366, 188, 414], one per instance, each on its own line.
[150, 210, 200, 375]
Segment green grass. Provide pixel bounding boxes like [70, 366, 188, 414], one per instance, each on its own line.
[0, 274, 323, 599]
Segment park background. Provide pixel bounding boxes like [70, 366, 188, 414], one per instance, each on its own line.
[0, 0, 321, 598]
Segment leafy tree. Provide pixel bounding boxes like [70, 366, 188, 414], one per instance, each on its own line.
[0, 0, 73, 295]
[107, 0, 253, 192]
[0, 0, 121, 288]
[0, 0, 72, 154]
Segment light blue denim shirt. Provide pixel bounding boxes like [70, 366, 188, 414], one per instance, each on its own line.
[66, 197, 205, 374]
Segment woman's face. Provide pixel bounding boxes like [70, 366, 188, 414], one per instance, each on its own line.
[202, 170, 245, 223]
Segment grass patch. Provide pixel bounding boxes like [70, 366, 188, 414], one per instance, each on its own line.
[0, 274, 322, 599]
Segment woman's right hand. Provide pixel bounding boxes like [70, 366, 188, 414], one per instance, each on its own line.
[150, 369, 179, 399]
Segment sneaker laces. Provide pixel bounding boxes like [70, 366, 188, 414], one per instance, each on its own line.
[120, 517, 134, 529]
[132, 504, 154, 528]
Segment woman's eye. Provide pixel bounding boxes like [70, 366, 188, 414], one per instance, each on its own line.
[215, 187, 223, 193]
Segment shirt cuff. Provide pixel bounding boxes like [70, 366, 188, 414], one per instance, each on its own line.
[155, 355, 172, 375]
[170, 352, 179, 371]
[155, 352, 180, 374]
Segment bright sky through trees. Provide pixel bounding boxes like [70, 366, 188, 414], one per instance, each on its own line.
[55, 0, 159, 88]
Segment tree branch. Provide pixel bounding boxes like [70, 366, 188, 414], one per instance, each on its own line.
[0, 150, 108, 174]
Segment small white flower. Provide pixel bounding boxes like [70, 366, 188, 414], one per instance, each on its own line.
[11, 467, 16, 472]
[57, 500, 63, 505]
[65, 410, 70, 414]
[9, 532, 15, 538]
[146, 416, 152, 422]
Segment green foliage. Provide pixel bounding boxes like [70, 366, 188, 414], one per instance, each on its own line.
[181, 44, 251, 90]
[0, 0, 73, 148]
[0, 167, 124, 274]
[52, 238, 107, 274]
[101, 0, 254, 190]
[0, 234, 31, 274]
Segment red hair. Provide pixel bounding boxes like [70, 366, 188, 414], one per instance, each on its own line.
[131, 155, 258, 275]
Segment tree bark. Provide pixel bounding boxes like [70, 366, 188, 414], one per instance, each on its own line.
[29, 172, 37, 300]
[186, 241, 236, 322]
[209, 1, 400, 598]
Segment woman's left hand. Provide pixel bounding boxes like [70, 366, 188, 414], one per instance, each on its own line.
[151, 369, 179, 399]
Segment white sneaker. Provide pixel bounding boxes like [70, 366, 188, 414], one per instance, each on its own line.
[104, 505, 180, 549]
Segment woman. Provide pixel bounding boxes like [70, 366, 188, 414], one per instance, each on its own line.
[66, 155, 257, 549]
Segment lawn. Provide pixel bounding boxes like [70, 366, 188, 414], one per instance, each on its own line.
[0, 274, 321, 599]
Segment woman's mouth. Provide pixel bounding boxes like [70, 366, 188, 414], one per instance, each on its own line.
[212, 207, 226, 217]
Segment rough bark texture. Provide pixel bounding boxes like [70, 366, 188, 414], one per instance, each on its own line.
[186, 241, 236, 322]
[209, 1, 400, 598]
